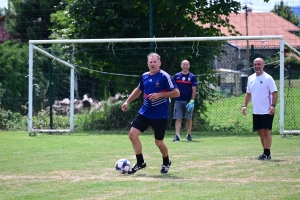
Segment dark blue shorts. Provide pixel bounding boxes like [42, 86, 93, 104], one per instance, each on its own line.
[131, 114, 168, 140]
[253, 114, 274, 131]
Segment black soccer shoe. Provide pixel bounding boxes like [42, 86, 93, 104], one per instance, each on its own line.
[186, 134, 192, 141]
[160, 160, 171, 174]
[128, 162, 146, 174]
[173, 135, 180, 142]
[256, 154, 271, 160]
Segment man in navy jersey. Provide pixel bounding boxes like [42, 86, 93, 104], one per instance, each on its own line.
[242, 58, 277, 160]
[121, 53, 180, 174]
[173, 60, 198, 142]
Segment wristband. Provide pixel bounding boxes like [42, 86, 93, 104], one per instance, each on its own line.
[242, 105, 246, 108]
[271, 104, 276, 107]
[190, 100, 194, 103]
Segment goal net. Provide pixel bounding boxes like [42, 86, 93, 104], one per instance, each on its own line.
[28, 36, 299, 136]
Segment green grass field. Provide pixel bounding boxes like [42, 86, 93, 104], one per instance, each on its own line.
[0, 131, 299, 199]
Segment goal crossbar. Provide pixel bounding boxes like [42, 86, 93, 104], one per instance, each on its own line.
[29, 35, 283, 44]
[28, 35, 292, 135]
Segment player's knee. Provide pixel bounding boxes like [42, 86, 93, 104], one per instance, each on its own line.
[128, 130, 140, 141]
[155, 139, 164, 147]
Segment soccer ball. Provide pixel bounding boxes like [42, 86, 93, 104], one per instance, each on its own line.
[115, 158, 131, 174]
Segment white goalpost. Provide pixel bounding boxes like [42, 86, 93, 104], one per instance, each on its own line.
[281, 41, 300, 136]
[28, 45, 75, 135]
[28, 35, 298, 136]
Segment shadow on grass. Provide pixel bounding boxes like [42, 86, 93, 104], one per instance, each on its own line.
[267, 159, 285, 163]
[134, 173, 184, 180]
[256, 159, 285, 163]
[179, 140, 201, 143]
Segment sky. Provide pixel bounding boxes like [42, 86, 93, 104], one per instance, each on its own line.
[0, 0, 7, 9]
[236, 0, 300, 12]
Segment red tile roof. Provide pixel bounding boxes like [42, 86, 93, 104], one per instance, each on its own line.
[200, 12, 300, 48]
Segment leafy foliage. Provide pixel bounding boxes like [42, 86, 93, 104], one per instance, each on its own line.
[0, 83, 27, 130]
[2, 0, 245, 130]
[30, 98, 142, 131]
[264, 53, 300, 79]
[271, 1, 300, 26]
[50, 0, 242, 121]
[5, 0, 61, 42]
[0, 41, 29, 112]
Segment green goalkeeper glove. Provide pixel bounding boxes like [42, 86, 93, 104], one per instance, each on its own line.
[186, 100, 194, 112]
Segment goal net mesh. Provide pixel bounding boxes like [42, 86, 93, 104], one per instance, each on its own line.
[29, 37, 300, 135]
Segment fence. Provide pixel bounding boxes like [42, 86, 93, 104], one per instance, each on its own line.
[1, 38, 300, 135]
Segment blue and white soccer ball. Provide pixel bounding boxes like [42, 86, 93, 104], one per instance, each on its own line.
[115, 158, 131, 174]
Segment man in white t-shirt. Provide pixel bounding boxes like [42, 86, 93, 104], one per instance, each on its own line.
[242, 58, 278, 160]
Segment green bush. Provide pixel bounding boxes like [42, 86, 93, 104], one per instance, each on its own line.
[0, 108, 27, 131]
[214, 86, 231, 99]
[75, 99, 142, 131]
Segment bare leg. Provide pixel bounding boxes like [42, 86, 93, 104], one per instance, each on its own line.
[128, 127, 142, 154]
[186, 118, 192, 135]
[155, 139, 168, 157]
[257, 129, 272, 149]
[262, 128, 272, 149]
[175, 119, 182, 135]
[257, 129, 264, 148]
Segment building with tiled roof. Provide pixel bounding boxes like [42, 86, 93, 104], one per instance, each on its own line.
[199, 11, 300, 48]
[198, 11, 300, 95]
[221, 11, 300, 48]
[197, 11, 300, 70]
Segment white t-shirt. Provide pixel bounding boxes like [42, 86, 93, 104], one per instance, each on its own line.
[246, 72, 277, 114]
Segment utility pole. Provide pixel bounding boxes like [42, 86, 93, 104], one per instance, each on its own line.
[210, 0, 213, 28]
[244, 5, 250, 76]
[149, 0, 154, 52]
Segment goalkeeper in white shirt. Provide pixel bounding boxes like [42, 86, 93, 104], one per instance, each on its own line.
[242, 58, 278, 160]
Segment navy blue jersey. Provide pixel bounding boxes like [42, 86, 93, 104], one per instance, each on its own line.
[138, 70, 177, 119]
[174, 72, 198, 101]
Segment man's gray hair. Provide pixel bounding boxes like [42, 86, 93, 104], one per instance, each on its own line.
[147, 53, 160, 61]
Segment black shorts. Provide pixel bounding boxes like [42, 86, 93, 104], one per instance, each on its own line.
[253, 114, 274, 131]
[131, 114, 168, 140]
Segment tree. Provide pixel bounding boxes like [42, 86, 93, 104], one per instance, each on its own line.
[0, 7, 5, 15]
[51, 0, 241, 90]
[271, 1, 300, 26]
[52, 0, 241, 40]
[49, 0, 243, 128]
[0, 41, 31, 113]
[5, 0, 61, 42]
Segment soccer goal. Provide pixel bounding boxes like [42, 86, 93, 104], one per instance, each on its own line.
[28, 36, 299, 136]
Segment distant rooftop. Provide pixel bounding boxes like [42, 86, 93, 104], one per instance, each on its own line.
[199, 12, 300, 49]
